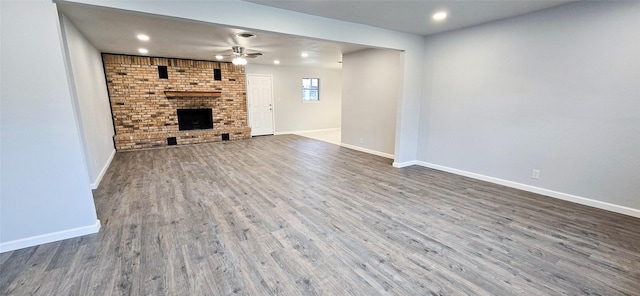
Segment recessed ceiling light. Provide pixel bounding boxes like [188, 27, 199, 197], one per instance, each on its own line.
[138, 48, 148, 54]
[236, 32, 257, 39]
[137, 34, 149, 41]
[273, 60, 280, 65]
[432, 11, 447, 21]
[215, 55, 223, 60]
[301, 52, 309, 58]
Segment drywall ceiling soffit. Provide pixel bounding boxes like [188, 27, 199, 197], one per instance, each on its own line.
[56, 1, 575, 68]
[56, 2, 370, 68]
[243, 0, 576, 36]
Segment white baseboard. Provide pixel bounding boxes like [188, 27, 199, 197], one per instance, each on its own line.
[275, 127, 340, 135]
[340, 143, 394, 159]
[0, 220, 101, 253]
[392, 160, 419, 168]
[90, 149, 116, 190]
[403, 161, 639, 218]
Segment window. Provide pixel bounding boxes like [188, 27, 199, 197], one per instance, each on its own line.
[302, 78, 319, 101]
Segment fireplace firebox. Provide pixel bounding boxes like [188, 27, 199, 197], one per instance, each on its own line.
[177, 109, 213, 131]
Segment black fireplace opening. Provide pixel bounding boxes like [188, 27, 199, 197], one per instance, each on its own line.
[177, 108, 213, 131]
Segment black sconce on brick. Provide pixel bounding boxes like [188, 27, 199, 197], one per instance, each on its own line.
[158, 66, 168, 79]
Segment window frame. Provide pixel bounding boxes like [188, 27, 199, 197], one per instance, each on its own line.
[302, 78, 320, 102]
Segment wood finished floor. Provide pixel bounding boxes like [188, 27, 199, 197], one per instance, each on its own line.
[1, 135, 639, 295]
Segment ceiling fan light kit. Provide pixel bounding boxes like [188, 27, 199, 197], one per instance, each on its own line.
[218, 46, 262, 65]
[232, 57, 248, 65]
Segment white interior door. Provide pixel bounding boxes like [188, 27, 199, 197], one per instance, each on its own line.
[247, 74, 274, 136]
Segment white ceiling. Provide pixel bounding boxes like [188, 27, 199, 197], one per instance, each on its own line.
[58, 1, 575, 68]
[244, 0, 576, 36]
[57, 2, 368, 68]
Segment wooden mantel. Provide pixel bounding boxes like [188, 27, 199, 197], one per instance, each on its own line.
[164, 91, 222, 98]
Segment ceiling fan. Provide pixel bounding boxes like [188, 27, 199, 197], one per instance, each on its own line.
[216, 46, 262, 65]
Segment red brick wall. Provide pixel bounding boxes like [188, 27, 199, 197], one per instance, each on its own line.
[103, 54, 250, 150]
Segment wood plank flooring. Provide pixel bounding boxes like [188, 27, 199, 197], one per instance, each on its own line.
[1, 134, 639, 295]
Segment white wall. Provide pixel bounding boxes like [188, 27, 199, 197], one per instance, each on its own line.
[0, 1, 100, 252]
[67, 0, 425, 163]
[59, 15, 115, 189]
[342, 49, 401, 156]
[419, 1, 640, 211]
[246, 64, 341, 133]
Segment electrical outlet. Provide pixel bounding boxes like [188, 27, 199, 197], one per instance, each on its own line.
[359, 137, 363, 144]
[532, 169, 540, 180]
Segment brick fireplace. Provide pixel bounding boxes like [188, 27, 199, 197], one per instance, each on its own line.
[103, 54, 251, 151]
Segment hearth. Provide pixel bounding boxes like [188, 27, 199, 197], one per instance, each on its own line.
[177, 109, 213, 131]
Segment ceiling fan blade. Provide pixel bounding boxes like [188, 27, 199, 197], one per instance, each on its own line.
[214, 47, 262, 59]
[245, 52, 263, 58]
